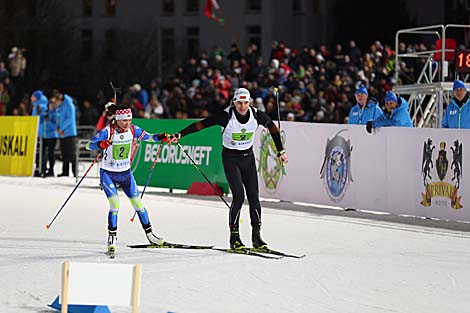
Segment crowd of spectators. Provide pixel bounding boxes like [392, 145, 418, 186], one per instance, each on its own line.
[1, 39, 433, 126]
[0, 46, 27, 116]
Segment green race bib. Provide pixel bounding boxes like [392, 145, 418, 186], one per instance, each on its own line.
[113, 143, 131, 160]
[231, 132, 254, 141]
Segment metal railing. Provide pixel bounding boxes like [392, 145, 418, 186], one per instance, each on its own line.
[75, 125, 99, 182]
[35, 137, 44, 175]
[393, 24, 470, 127]
[34, 125, 98, 179]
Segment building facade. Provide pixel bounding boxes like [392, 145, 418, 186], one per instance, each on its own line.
[0, 0, 462, 79]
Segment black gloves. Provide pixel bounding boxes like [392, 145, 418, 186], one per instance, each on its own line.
[277, 150, 286, 157]
[170, 133, 181, 140]
[366, 121, 373, 134]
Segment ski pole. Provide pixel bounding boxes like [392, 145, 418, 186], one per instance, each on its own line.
[46, 152, 102, 229]
[130, 142, 163, 222]
[274, 87, 286, 175]
[177, 142, 231, 209]
[274, 87, 281, 129]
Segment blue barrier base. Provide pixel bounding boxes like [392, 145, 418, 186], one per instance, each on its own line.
[48, 296, 111, 313]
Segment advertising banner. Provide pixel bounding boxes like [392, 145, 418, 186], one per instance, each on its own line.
[406, 128, 467, 221]
[0, 116, 38, 176]
[131, 119, 228, 193]
[254, 123, 387, 210]
[253, 122, 470, 222]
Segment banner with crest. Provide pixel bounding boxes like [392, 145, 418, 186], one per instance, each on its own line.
[253, 123, 470, 222]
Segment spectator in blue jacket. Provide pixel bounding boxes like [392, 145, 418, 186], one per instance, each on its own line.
[31, 90, 48, 177]
[54, 91, 77, 177]
[442, 79, 470, 129]
[348, 85, 383, 125]
[132, 83, 149, 110]
[43, 99, 59, 176]
[366, 91, 412, 133]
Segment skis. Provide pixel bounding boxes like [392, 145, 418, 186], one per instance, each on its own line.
[128, 242, 304, 260]
[128, 244, 278, 259]
[213, 247, 305, 259]
[212, 248, 282, 259]
[249, 247, 306, 259]
[128, 242, 214, 249]
[129, 242, 280, 259]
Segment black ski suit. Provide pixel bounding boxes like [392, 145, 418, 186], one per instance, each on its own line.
[178, 106, 284, 228]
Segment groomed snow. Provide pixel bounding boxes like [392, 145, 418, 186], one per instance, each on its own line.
[1, 173, 470, 313]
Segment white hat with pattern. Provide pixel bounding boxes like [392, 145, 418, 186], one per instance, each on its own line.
[233, 88, 251, 102]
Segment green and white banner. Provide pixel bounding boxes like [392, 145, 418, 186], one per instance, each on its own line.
[131, 119, 229, 193]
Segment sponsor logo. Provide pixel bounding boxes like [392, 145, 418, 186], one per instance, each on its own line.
[320, 130, 353, 201]
[258, 129, 286, 193]
[144, 144, 213, 166]
[420, 138, 463, 209]
[0, 135, 28, 156]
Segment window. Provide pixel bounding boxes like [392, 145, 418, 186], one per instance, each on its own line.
[187, 27, 199, 36]
[0, 0, 34, 18]
[161, 28, 175, 64]
[185, 0, 199, 14]
[4, 0, 14, 18]
[105, 0, 117, 16]
[82, 0, 92, 16]
[26, 0, 35, 16]
[292, 0, 304, 15]
[313, 0, 320, 15]
[246, 0, 261, 13]
[187, 27, 200, 58]
[247, 25, 261, 50]
[105, 29, 116, 60]
[81, 29, 93, 60]
[162, 0, 174, 15]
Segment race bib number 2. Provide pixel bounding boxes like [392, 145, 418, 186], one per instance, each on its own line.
[113, 143, 131, 160]
[232, 132, 254, 141]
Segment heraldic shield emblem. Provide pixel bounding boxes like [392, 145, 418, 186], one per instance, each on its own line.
[420, 138, 463, 209]
[436, 141, 448, 181]
[320, 129, 353, 201]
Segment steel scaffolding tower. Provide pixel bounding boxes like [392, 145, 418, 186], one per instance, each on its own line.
[393, 24, 470, 128]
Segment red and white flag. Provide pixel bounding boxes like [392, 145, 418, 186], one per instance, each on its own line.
[204, 0, 223, 23]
